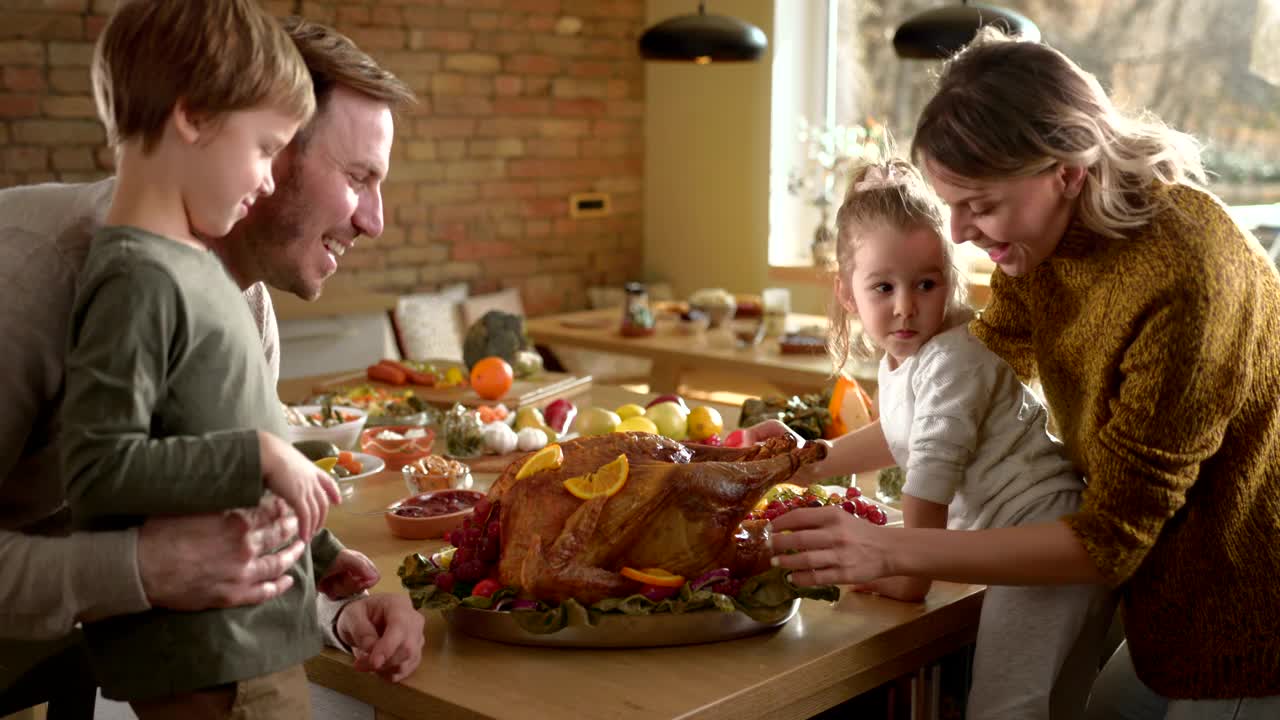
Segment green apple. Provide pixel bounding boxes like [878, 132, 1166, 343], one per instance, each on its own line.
[570, 406, 621, 437]
[645, 401, 689, 440]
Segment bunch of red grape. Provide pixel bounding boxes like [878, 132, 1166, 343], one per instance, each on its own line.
[745, 486, 888, 526]
[434, 497, 503, 597]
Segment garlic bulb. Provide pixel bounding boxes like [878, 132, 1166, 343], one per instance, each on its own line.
[516, 427, 548, 451]
[481, 422, 518, 455]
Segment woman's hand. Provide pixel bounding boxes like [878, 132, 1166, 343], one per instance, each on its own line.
[852, 576, 930, 603]
[769, 506, 895, 586]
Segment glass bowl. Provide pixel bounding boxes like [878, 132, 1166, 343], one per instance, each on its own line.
[402, 455, 474, 494]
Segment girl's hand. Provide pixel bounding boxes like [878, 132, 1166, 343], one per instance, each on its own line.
[769, 506, 894, 586]
[259, 431, 342, 541]
[735, 419, 832, 484]
[736, 419, 804, 445]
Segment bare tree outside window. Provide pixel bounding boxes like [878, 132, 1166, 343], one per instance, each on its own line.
[834, 0, 1280, 205]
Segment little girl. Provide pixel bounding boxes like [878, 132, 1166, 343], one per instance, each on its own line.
[774, 158, 1115, 720]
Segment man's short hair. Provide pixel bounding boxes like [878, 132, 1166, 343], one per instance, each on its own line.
[92, 0, 315, 152]
[282, 16, 416, 143]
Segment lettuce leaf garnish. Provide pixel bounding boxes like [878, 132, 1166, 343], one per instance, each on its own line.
[400, 551, 840, 635]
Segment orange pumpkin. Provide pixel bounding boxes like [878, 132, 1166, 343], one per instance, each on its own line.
[825, 375, 876, 439]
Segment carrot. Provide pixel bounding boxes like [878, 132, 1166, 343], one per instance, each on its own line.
[367, 363, 407, 385]
[337, 451, 362, 475]
[379, 359, 436, 387]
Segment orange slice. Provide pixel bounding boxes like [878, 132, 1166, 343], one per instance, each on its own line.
[562, 454, 628, 500]
[516, 443, 564, 480]
[620, 567, 685, 588]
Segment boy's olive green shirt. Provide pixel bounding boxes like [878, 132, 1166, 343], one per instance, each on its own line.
[59, 226, 341, 701]
[972, 185, 1280, 698]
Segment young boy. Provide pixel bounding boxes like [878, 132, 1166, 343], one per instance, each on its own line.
[59, 1, 354, 715]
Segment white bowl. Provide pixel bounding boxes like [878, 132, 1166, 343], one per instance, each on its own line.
[285, 405, 368, 450]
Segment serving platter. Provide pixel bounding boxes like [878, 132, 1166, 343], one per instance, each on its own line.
[315, 361, 593, 409]
[443, 599, 800, 649]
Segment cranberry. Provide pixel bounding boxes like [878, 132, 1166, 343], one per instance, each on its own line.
[766, 500, 785, 513]
[454, 560, 486, 583]
[474, 498, 492, 522]
[486, 520, 501, 540]
[454, 547, 474, 566]
[479, 537, 500, 564]
[845, 486, 862, 499]
[841, 501, 858, 515]
[434, 572, 456, 593]
[867, 507, 888, 526]
[806, 497, 824, 508]
[764, 508, 784, 521]
[471, 578, 502, 598]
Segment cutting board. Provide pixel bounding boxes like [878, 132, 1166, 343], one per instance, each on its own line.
[314, 363, 593, 409]
[458, 450, 531, 474]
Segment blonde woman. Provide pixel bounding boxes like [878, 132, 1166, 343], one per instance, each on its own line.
[767, 154, 1114, 720]
[769, 29, 1280, 718]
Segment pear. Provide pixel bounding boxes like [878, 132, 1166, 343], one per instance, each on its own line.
[515, 406, 558, 442]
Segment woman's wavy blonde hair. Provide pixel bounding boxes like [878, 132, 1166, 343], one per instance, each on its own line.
[828, 157, 973, 372]
[911, 27, 1206, 239]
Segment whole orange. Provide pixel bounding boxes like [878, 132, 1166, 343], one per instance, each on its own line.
[470, 356, 514, 400]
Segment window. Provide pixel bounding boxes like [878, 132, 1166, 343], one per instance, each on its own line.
[771, 0, 1280, 267]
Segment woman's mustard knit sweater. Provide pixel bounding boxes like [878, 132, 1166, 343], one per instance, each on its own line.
[971, 185, 1280, 698]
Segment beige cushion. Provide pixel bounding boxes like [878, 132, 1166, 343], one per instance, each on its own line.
[461, 287, 525, 327]
[395, 283, 468, 362]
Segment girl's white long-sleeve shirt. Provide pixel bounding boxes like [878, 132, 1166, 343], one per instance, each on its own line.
[878, 324, 1082, 530]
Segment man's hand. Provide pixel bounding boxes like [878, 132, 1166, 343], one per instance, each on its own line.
[319, 549, 380, 599]
[137, 495, 304, 610]
[336, 593, 425, 683]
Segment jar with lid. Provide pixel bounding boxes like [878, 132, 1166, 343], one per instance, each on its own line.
[762, 287, 791, 336]
[620, 282, 655, 336]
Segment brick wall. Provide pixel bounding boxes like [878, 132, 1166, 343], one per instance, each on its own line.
[0, 0, 647, 315]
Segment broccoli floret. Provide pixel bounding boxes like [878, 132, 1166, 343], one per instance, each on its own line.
[463, 310, 531, 370]
[877, 466, 905, 503]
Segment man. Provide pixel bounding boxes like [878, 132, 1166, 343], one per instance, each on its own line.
[0, 16, 422, 715]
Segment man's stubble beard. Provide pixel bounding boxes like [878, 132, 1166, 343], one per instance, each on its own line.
[244, 163, 318, 301]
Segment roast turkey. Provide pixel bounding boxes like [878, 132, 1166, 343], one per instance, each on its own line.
[490, 432, 826, 604]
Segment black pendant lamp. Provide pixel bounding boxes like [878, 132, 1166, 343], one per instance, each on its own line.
[893, 1, 1040, 60]
[638, 1, 768, 64]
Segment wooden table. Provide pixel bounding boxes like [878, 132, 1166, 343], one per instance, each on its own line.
[525, 309, 879, 395]
[297, 382, 984, 720]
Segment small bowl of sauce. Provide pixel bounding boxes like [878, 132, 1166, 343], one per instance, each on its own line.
[384, 489, 486, 540]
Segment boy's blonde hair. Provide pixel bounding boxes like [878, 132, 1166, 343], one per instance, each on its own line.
[828, 158, 972, 371]
[92, 0, 315, 153]
[911, 27, 1206, 240]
